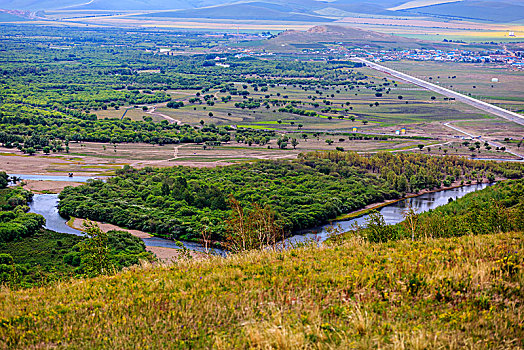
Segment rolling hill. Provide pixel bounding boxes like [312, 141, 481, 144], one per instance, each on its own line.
[1, 0, 522, 23]
[0, 0, 226, 10]
[253, 25, 436, 52]
[403, 0, 524, 22]
[135, 2, 334, 22]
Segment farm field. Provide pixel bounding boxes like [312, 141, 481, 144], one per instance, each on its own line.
[453, 119, 524, 139]
[32, 8, 524, 43]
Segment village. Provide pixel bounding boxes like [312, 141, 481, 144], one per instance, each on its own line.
[358, 47, 524, 70]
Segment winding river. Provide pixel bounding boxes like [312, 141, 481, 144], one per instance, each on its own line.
[15, 173, 490, 252]
[28, 193, 219, 253]
[286, 183, 491, 244]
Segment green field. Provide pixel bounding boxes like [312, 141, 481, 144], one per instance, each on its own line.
[155, 72, 489, 137]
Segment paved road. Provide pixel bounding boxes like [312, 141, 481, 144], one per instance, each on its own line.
[352, 58, 524, 126]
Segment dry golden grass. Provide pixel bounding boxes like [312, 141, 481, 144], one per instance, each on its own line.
[1, 231, 522, 349]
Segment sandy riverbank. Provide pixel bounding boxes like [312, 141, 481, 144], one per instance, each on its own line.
[21, 180, 83, 194]
[70, 218, 206, 263]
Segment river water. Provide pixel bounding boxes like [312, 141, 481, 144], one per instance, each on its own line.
[28, 193, 220, 254]
[286, 183, 490, 245]
[19, 173, 490, 252]
[10, 174, 101, 182]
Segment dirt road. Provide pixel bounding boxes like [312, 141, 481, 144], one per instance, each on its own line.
[443, 122, 524, 160]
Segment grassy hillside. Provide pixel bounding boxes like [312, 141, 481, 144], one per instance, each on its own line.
[1, 231, 522, 348]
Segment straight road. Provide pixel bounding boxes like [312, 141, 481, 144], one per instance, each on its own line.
[352, 58, 524, 126]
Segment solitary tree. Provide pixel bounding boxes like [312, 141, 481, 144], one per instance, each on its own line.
[291, 138, 299, 149]
[402, 203, 419, 241]
[79, 221, 112, 277]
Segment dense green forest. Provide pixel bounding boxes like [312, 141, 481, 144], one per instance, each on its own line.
[58, 152, 524, 242]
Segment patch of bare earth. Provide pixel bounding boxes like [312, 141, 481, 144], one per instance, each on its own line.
[21, 180, 83, 194]
[71, 218, 205, 263]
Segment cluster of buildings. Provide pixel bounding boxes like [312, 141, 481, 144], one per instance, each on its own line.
[358, 48, 524, 70]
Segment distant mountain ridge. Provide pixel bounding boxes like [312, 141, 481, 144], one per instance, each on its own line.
[1, 0, 522, 23]
[404, 1, 524, 22]
[0, 0, 226, 10]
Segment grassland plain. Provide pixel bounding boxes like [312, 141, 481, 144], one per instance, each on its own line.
[382, 61, 524, 109]
[0, 231, 522, 349]
[152, 74, 488, 134]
